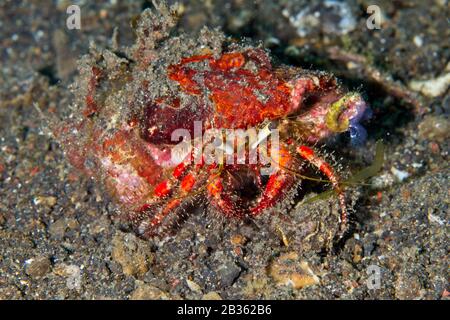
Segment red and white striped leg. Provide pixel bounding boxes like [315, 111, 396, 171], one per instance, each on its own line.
[297, 145, 348, 232]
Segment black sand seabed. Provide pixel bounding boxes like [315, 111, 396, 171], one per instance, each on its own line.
[0, 0, 448, 299]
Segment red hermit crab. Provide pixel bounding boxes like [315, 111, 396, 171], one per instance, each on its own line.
[54, 2, 370, 239]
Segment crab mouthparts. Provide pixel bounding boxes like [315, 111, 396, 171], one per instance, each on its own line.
[325, 93, 371, 145]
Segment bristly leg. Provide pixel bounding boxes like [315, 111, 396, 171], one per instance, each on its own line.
[296, 145, 348, 236]
[249, 146, 296, 216]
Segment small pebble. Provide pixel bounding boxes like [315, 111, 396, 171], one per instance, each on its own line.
[186, 279, 202, 293]
[216, 261, 242, 287]
[391, 167, 409, 182]
[202, 292, 222, 300]
[413, 35, 423, 47]
[130, 281, 169, 300]
[409, 73, 450, 97]
[33, 196, 57, 207]
[418, 115, 449, 142]
[111, 232, 153, 277]
[48, 218, 68, 239]
[230, 234, 246, 246]
[268, 252, 319, 289]
[24, 256, 51, 278]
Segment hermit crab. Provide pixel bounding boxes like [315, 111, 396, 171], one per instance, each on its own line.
[53, 2, 371, 240]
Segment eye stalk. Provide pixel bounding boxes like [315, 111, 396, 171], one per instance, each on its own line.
[326, 93, 371, 145]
